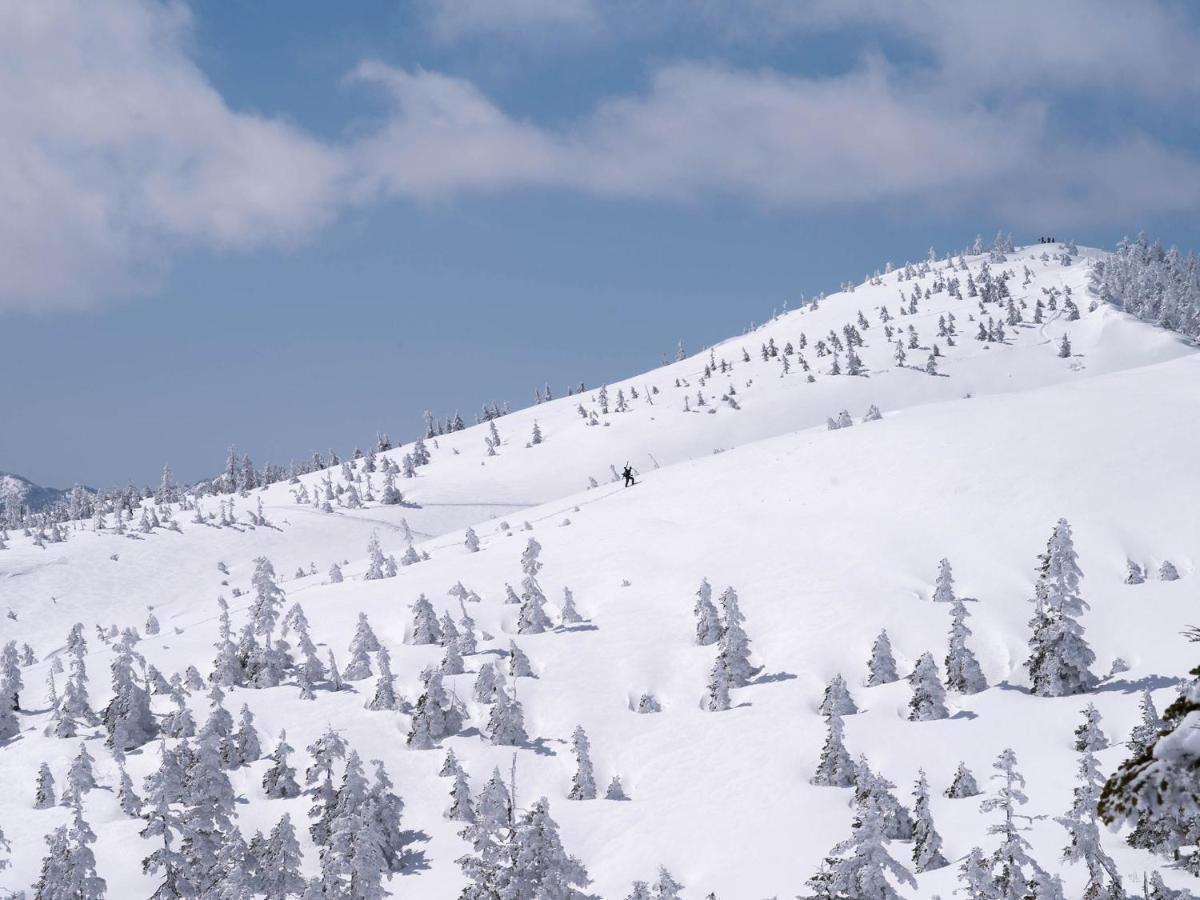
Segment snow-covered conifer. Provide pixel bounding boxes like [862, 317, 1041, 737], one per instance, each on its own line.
[911, 770, 948, 871]
[932, 558, 955, 603]
[440, 748, 462, 778]
[982, 748, 1043, 899]
[866, 629, 898, 686]
[508, 642, 534, 678]
[804, 787, 916, 900]
[854, 759, 915, 841]
[368, 645, 399, 711]
[1057, 748, 1123, 899]
[343, 614, 378, 681]
[1127, 688, 1163, 756]
[945, 597, 987, 694]
[1159, 560, 1180, 581]
[260, 814, 306, 899]
[473, 666, 503, 709]
[1073, 703, 1108, 752]
[907, 653, 949, 720]
[447, 768, 476, 823]
[568, 726, 597, 800]
[694, 579, 721, 645]
[811, 713, 856, 787]
[486, 686, 527, 746]
[232, 703, 261, 766]
[465, 527, 480, 553]
[305, 727, 347, 847]
[409, 594, 443, 645]
[117, 763, 142, 817]
[819, 674, 858, 716]
[704, 653, 731, 712]
[263, 730, 301, 799]
[560, 587, 583, 624]
[1026, 519, 1096, 697]
[717, 587, 754, 687]
[945, 761, 981, 799]
[34, 762, 56, 809]
[606, 776, 628, 801]
[60, 742, 96, 806]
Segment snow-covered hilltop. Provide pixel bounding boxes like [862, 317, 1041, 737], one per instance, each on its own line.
[3, 239, 1200, 899]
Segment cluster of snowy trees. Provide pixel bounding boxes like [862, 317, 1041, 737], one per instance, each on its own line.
[1090, 234, 1200, 338]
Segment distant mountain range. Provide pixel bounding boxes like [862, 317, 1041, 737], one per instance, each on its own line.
[0, 471, 75, 511]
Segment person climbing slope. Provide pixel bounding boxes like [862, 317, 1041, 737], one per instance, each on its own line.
[622, 464, 635, 487]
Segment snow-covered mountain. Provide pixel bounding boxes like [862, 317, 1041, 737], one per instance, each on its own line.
[0, 473, 72, 514]
[2, 240, 1199, 899]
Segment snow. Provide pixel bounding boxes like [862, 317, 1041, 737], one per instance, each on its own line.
[2, 244, 1199, 897]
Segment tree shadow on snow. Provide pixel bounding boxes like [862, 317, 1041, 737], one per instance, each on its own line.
[751, 671, 797, 686]
[555, 623, 598, 634]
[397, 831, 431, 874]
[1094, 674, 1183, 695]
[951, 710, 979, 721]
[523, 738, 557, 758]
[994, 680, 1030, 695]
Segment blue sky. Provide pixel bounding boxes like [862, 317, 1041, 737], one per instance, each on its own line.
[4, 0, 1200, 490]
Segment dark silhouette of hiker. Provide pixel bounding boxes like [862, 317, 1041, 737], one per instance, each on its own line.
[622, 464, 634, 487]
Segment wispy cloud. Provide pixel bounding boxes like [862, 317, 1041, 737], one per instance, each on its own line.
[3, 0, 1200, 312]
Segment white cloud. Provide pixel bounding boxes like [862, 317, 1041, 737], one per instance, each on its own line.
[3, 0, 1200, 312]
[0, 0, 346, 312]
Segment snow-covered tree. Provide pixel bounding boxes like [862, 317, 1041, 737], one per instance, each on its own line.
[1126, 688, 1163, 756]
[305, 726, 348, 848]
[568, 726, 597, 800]
[981, 748, 1044, 900]
[344, 612, 380, 680]
[1100, 635, 1200, 865]
[232, 702, 261, 766]
[1026, 519, 1097, 697]
[854, 759, 915, 841]
[911, 769, 948, 872]
[693, 578, 721, 646]
[932, 558, 956, 603]
[409, 594, 443, 645]
[1073, 703, 1109, 752]
[447, 768, 476, 823]
[263, 730, 301, 799]
[945, 597, 987, 694]
[34, 761, 56, 809]
[907, 652, 949, 721]
[140, 741, 188, 900]
[866, 629, 898, 686]
[465, 527, 480, 553]
[60, 742, 96, 806]
[486, 686, 528, 746]
[260, 814, 306, 899]
[1057, 749, 1123, 900]
[364, 645, 398, 712]
[811, 713, 857, 788]
[718, 587, 754, 687]
[704, 653, 731, 712]
[819, 674, 858, 716]
[804, 786, 916, 900]
[457, 797, 589, 900]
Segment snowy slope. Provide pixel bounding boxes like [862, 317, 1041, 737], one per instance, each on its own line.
[2, 243, 1198, 898]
